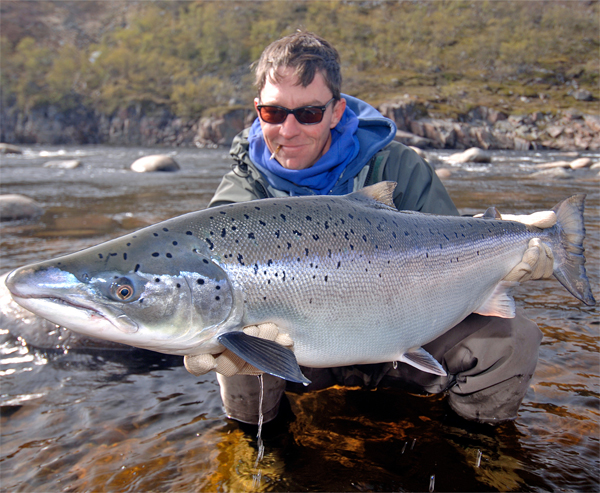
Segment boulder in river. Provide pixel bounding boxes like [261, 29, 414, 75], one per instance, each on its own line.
[0, 143, 23, 155]
[130, 155, 180, 172]
[0, 194, 44, 222]
[43, 159, 82, 169]
[569, 157, 593, 169]
[449, 147, 491, 163]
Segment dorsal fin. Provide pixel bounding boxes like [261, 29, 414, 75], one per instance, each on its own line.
[350, 182, 397, 210]
[481, 206, 502, 219]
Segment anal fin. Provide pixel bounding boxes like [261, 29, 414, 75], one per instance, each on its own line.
[398, 347, 447, 376]
[218, 332, 311, 385]
[473, 281, 517, 318]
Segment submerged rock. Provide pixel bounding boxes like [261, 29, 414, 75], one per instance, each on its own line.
[43, 159, 82, 169]
[130, 154, 180, 172]
[0, 194, 44, 222]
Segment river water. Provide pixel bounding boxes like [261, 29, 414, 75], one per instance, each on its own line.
[0, 145, 598, 492]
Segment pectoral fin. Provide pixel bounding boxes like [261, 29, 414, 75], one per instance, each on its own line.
[218, 332, 311, 385]
[398, 347, 447, 376]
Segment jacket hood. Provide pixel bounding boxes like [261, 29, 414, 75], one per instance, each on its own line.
[230, 94, 397, 195]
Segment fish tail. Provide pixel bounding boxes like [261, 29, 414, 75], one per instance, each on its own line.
[551, 194, 596, 306]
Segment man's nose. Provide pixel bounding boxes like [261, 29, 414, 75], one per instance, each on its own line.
[279, 113, 302, 137]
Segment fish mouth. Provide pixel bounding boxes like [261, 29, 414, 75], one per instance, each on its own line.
[9, 291, 139, 335]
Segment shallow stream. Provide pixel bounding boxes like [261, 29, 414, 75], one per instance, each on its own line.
[1, 146, 598, 492]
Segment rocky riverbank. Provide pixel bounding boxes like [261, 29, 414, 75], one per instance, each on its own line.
[1, 99, 598, 151]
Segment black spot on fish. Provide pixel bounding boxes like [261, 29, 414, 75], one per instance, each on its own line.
[254, 264, 259, 275]
[197, 279, 205, 285]
[123, 253, 127, 260]
[166, 253, 172, 258]
[305, 249, 309, 256]
[205, 238, 214, 250]
[135, 264, 140, 272]
[349, 214, 354, 219]
[259, 220, 266, 226]
[267, 259, 273, 267]
[215, 296, 220, 301]
[306, 215, 312, 221]
[163, 228, 168, 232]
[248, 232, 255, 239]
[362, 235, 367, 242]
[155, 278, 160, 283]
[152, 252, 159, 257]
[275, 230, 280, 238]
[232, 226, 237, 231]
[244, 214, 249, 219]
[365, 218, 371, 225]
[255, 206, 261, 210]
[392, 232, 397, 239]
[127, 243, 131, 247]
[287, 242, 292, 249]
[216, 285, 221, 290]
[110, 253, 117, 257]
[293, 230, 302, 236]
[237, 254, 244, 266]
[176, 283, 181, 288]
[337, 261, 341, 269]
[172, 241, 178, 246]
[186, 231, 193, 235]
[280, 214, 287, 222]
[405, 231, 410, 236]
[285, 205, 292, 210]
[220, 211, 226, 215]
[221, 229, 226, 238]
[313, 234, 319, 241]
[324, 221, 329, 229]
[324, 275, 328, 282]
[154, 233, 159, 237]
[443, 234, 450, 241]
[203, 259, 209, 264]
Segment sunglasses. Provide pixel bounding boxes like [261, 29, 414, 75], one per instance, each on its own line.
[256, 97, 336, 125]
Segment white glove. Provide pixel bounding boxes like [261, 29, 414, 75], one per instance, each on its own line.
[184, 323, 294, 377]
[504, 237, 554, 282]
[474, 208, 557, 283]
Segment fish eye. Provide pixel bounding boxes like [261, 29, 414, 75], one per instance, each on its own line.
[111, 277, 135, 301]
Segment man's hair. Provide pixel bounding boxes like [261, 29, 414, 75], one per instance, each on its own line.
[254, 31, 342, 100]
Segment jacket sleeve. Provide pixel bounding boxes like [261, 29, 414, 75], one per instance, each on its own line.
[382, 142, 459, 216]
[208, 168, 265, 208]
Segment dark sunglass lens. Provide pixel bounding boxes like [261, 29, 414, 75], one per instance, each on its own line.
[259, 107, 287, 124]
[295, 107, 324, 124]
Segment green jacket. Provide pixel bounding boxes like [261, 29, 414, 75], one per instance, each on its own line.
[209, 128, 459, 216]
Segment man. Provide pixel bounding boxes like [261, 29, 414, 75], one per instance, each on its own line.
[185, 31, 550, 425]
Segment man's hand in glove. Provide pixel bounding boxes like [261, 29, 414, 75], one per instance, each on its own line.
[475, 208, 556, 283]
[184, 323, 293, 377]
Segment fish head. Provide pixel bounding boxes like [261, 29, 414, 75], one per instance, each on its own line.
[5, 222, 238, 355]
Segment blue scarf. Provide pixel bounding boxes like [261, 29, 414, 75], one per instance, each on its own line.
[248, 106, 360, 195]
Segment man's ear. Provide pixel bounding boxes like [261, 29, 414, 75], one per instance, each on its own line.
[254, 98, 260, 116]
[330, 98, 346, 128]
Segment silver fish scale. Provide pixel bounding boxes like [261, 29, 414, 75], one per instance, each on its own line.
[198, 195, 534, 368]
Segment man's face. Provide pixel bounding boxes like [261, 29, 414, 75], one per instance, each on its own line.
[255, 67, 346, 171]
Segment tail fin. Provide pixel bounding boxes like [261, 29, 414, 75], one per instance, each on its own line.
[552, 195, 596, 306]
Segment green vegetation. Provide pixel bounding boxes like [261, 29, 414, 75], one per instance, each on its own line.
[1, 0, 598, 118]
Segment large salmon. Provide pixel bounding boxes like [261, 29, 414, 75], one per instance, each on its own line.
[5, 183, 595, 384]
